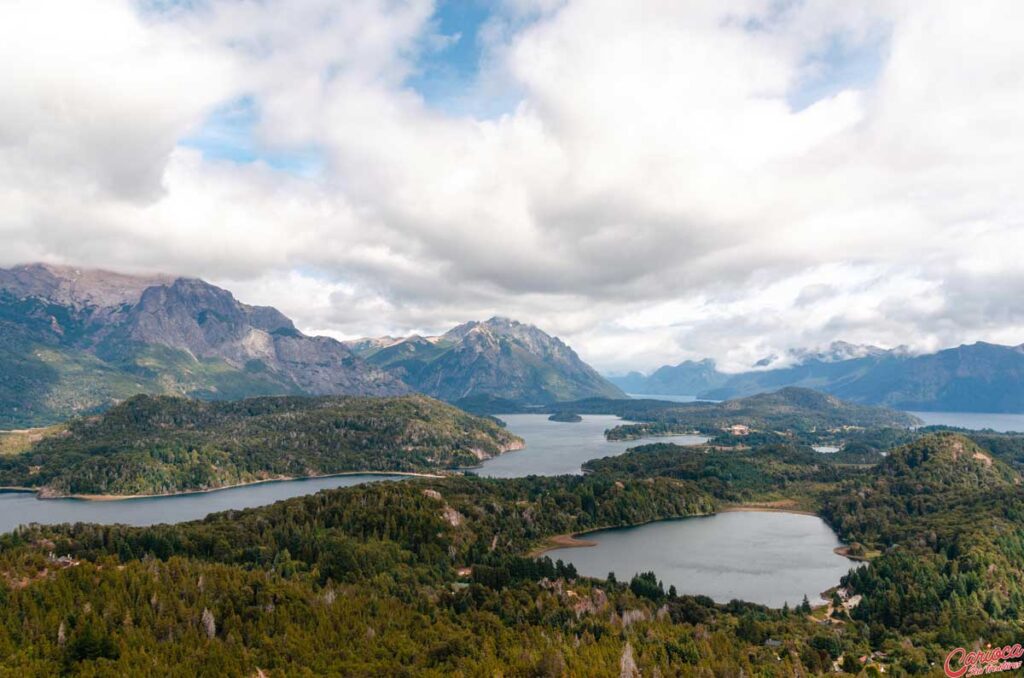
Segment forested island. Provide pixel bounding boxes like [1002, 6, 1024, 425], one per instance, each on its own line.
[597, 388, 920, 442]
[0, 386, 920, 498]
[0, 394, 522, 498]
[0, 428, 1022, 674]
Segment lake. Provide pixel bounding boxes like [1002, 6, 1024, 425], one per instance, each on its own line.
[544, 510, 858, 608]
[908, 410, 1024, 433]
[473, 414, 708, 477]
[627, 393, 699, 403]
[627, 393, 720, 403]
[0, 413, 704, 534]
[1, 416, 852, 608]
[0, 474, 406, 535]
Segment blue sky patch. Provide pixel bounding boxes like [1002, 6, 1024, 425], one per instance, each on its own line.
[180, 97, 326, 178]
[787, 31, 887, 111]
[405, 0, 492, 106]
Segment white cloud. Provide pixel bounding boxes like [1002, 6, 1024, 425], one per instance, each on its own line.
[2, 0, 1024, 374]
[0, 0, 235, 200]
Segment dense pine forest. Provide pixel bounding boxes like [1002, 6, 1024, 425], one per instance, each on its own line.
[0, 429, 1022, 675]
[0, 395, 521, 497]
[586, 388, 920, 442]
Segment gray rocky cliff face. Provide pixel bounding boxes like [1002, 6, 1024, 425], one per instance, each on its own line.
[360, 316, 624, 404]
[0, 264, 407, 425]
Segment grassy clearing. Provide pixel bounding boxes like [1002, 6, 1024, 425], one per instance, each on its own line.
[0, 425, 63, 456]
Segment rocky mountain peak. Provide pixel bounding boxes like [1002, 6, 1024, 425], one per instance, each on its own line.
[0, 264, 407, 426]
[791, 341, 892, 364]
[0, 262, 175, 310]
[352, 316, 624, 405]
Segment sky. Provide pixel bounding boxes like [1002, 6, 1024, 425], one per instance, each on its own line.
[1, 0, 1023, 375]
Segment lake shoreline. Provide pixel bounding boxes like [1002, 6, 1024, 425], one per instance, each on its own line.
[528, 533, 599, 557]
[0, 486, 37, 494]
[529, 511, 718, 557]
[532, 509, 860, 607]
[832, 545, 873, 562]
[530, 505, 840, 559]
[719, 504, 819, 517]
[7, 471, 442, 503]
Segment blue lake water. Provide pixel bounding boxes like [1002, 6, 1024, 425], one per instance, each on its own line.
[0, 414, 705, 534]
[627, 393, 721, 403]
[473, 414, 708, 477]
[0, 414, 858, 609]
[544, 511, 859, 608]
[627, 393, 699, 403]
[908, 410, 1024, 433]
[0, 474, 405, 535]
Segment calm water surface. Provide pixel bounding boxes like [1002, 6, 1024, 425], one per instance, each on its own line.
[627, 393, 699, 403]
[2, 414, 855, 608]
[0, 413, 706, 534]
[908, 410, 1024, 433]
[474, 414, 708, 477]
[0, 474, 405, 535]
[546, 511, 858, 608]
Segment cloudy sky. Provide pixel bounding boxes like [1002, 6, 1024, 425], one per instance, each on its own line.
[2, 0, 1022, 374]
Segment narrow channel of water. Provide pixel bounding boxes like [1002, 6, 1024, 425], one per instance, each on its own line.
[0, 413, 708, 535]
[0, 474, 405, 535]
[473, 414, 708, 477]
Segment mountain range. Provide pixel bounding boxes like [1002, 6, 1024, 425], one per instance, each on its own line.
[345, 317, 625, 405]
[0, 264, 622, 427]
[7, 262, 1023, 426]
[611, 340, 1024, 412]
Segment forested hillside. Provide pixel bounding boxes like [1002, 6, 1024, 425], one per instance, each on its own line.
[0, 395, 522, 497]
[352, 317, 626, 405]
[0, 264, 407, 428]
[822, 434, 1024, 649]
[0, 432, 1022, 674]
[591, 387, 920, 441]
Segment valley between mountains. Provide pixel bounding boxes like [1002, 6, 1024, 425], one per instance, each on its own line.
[3, 263, 1024, 676]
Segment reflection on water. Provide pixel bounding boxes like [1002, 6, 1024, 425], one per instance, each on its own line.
[545, 511, 859, 607]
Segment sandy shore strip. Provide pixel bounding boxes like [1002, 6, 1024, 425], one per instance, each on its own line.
[529, 533, 599, 558]
[832, 545, 874, 562]
[719, 502, 818, 517]
[30, 471, 445, 502]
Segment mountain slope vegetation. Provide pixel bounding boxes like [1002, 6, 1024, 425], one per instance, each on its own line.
[1, 432, 1022, 674]
[0, 264, 406, 427]
[351, 317, 625, 405]
[582, 387, 921, 441]
[615, 340, 1024, 412]
[0, 394, 522, 497]
[1, 266, 622, 427]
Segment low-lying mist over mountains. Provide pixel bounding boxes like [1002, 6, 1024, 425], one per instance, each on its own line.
[613, 340, 1024, 413]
